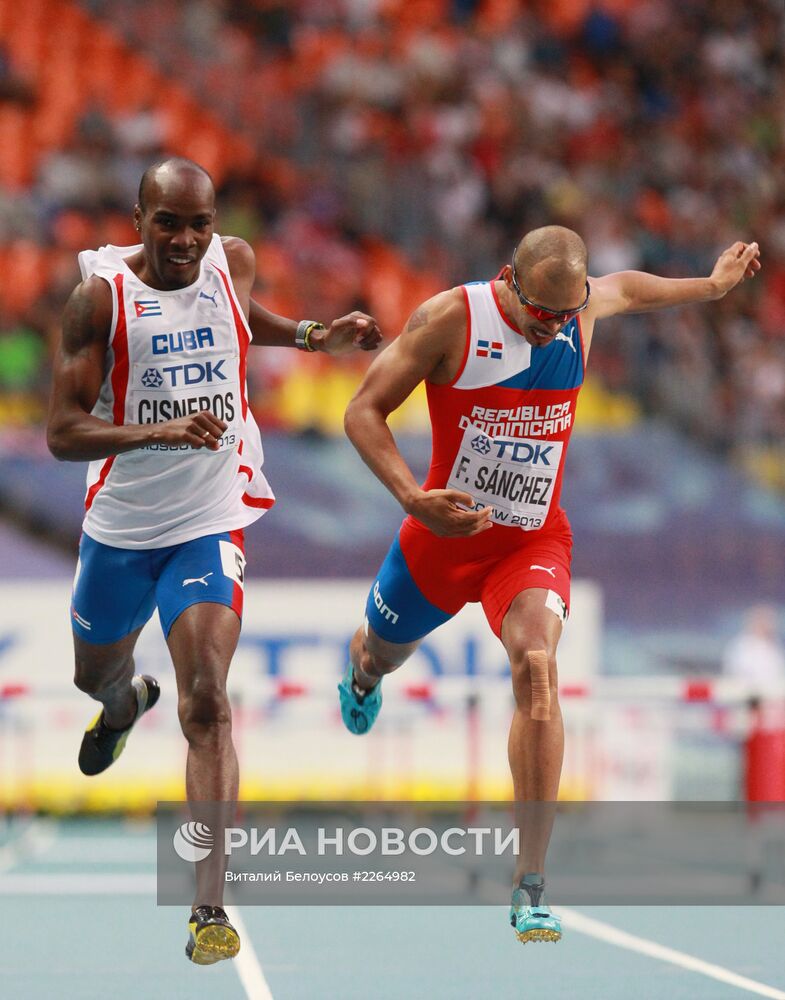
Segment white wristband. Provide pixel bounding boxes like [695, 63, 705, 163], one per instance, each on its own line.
[295, 320, 324, 352]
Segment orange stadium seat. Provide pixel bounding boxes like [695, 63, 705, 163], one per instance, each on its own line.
[51, 211, 100, 254]
[81, 31, 130, 109]
[0, 108, 36, 188]
[101, 213, 139, 249]
[381, 0, 449, 27]
[48, 0, 91, 38]
[290, 26, 353, 86]
[364, 242, 435, 336]
[476, 0, 521, 31]
[0, 241, 51, 316]
[31, 95, 80, 152]
[2, 18, 45, 76]
[178, 126, 230, 188]
[0, 0, 261, 194]
[161, 86, 200, 145]
[104, 55, 160, 115]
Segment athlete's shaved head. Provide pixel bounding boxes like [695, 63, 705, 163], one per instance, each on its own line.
[138, 157, 214, 212]
[502, 225, 590, 348]
[132, 157, 216, 291]
[513, 226, 588, 300]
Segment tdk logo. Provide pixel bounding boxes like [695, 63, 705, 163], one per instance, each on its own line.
[152, 327, 214, 355]
[141, 368, 163, 389]
[494, 440, 554, 465]
[156, 360, 227, 386]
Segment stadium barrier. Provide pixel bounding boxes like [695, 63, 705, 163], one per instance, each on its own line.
[0, 582, 779, 811]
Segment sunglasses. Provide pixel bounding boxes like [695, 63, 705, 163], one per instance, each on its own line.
[511, 261, 590, 324]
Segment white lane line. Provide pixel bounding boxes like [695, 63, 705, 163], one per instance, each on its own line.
[0, 819, 58, 872]
[0, 873, 156, 894]
[561, 907, 785, 1000]
[226, 905, 275, 1000]
[476, 874, 785, 998]
[36, 837, 155, 861]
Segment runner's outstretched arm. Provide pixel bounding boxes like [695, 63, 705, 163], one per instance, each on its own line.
[588, 240, 760, 320]
[222, 237, 382, 353]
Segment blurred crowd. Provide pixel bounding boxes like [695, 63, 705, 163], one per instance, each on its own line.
[1, 0, 785, 479]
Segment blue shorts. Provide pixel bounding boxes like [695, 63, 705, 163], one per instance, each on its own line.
[71, 529, 246, 645]
[365, 534, 453, 644]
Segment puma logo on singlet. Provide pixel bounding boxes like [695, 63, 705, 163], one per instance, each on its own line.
[530, 565, 556, 577]
[554, 329, 576, 352]
[199, 290, 219, 307]
[182, 572, 214, 587]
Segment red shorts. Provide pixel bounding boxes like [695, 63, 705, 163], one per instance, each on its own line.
[397, 507, 573, 638]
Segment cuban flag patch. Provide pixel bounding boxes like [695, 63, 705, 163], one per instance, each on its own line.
[134, 299, 163, 318]
[476, 339, 503, 360]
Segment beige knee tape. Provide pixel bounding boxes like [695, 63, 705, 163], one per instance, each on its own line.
[529, 649, 550, 721]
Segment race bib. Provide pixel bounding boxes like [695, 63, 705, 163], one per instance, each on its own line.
[447, 423, 562, 530]
[131, 354, 241, 450]
[219, 539, 246, 589]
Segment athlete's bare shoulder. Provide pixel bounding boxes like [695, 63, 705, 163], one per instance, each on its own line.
[407, 286, 468, 384]
[404, 286, 463, 331]
[61, 275, 113, 356]
[221, 235, 254, 266]
[221, 236, 255, 308]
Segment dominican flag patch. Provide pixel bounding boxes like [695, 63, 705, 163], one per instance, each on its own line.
[134, 299, 162, 318]
[476, 339, 503, 360]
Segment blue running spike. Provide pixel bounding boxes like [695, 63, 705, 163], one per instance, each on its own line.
[338, 663, 382, 735]
[509, 879, 562, 944]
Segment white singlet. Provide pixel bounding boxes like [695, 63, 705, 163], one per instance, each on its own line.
[77, 234, 274, 549]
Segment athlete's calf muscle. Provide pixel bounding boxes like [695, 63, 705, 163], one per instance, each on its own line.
[352, 623, 417, 679]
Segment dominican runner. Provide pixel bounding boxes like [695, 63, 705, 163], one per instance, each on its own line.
[338, 225, 760, 943]
[47, 157, 381, 964]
